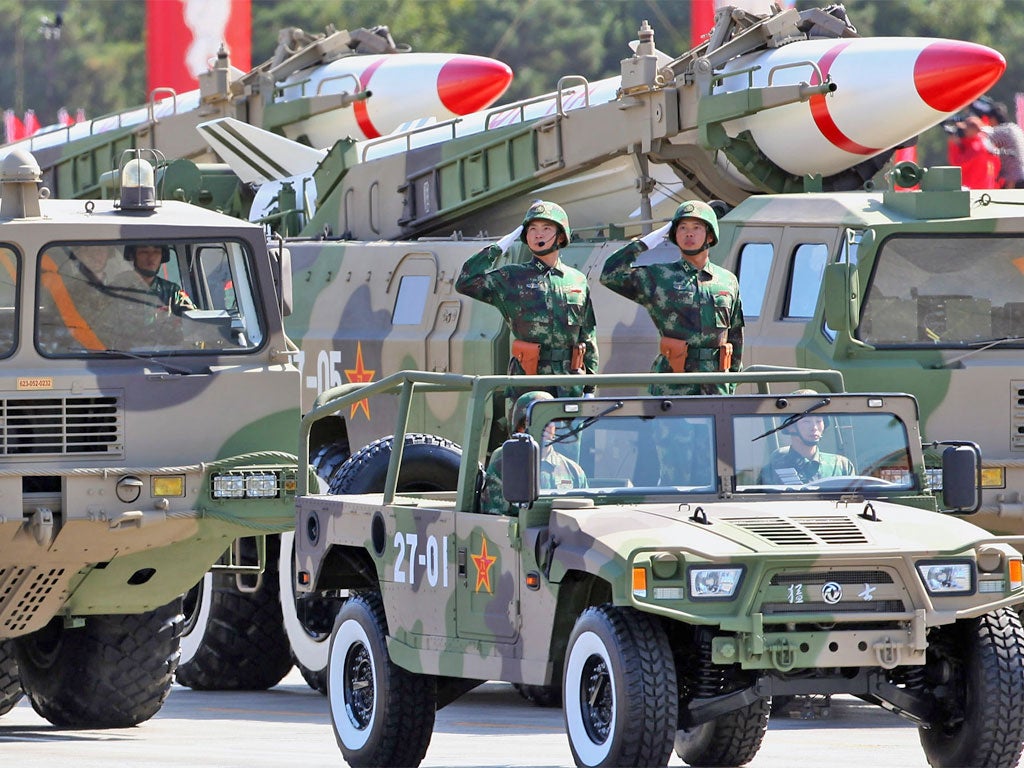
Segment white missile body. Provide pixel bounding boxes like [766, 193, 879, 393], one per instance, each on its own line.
[206, 32, 1004, 234]
[276, 53, 513, 145]
[2, 51, 512, 157]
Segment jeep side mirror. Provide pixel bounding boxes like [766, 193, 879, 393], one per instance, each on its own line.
[502, 434, 539, 505]
[941, 443, 981, 513]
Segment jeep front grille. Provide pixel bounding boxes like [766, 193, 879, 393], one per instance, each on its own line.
[761, 599, 905, 615]
[0, 396, 122, 455]
[770, 570, 894, 585]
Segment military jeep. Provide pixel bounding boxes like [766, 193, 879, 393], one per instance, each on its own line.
[294, 368, 1024, 768]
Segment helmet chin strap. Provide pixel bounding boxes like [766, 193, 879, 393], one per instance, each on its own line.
[529, 238, 563, 258]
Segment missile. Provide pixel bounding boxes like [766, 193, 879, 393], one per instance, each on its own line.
[2, 50, 512, 161]
[275, 53, 513, 145]
[715, 37, 1006, 178]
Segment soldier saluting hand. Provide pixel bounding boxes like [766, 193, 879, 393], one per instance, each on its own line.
[456, 200, 598, 401]
[600, 200, 743, 396]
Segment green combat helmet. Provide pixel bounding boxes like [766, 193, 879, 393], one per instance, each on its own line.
[512, 390, 554, 431]
[668, 199, 720, 249]
[519, 200, 571, 248]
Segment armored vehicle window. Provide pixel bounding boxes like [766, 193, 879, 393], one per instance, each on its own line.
[784, 243, 829, 319]
[736, 242, 773, 318]
[540, 414, 717, 495]
[859, 235, 1024, 348]
[0, 246, 18, 357]
[392, 275, 431, 325]
[733, 411, 915, 492]
[36, 239, 265, 356]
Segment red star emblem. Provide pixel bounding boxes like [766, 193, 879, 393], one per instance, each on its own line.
[344, 341, 375, 419]
[472, 537, 497, 593]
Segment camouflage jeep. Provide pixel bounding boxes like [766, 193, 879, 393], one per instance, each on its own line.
[294, 368, 1024, 768]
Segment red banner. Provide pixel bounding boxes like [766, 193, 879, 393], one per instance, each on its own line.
[146, 0, 251, 96]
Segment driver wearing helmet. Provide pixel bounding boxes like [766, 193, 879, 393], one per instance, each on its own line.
[478, 391, 588, 515]
[456, 200, 598, 403]
[600, 200, 743, 396]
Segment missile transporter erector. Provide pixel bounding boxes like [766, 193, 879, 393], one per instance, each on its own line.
[0, 148, 299, 727]
[295, 368, 1024, 768]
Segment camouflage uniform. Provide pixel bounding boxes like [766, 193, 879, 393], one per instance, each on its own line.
[455, 203, 598, 399]
[600, 235, 743, 397]
[760, 447, 855, 484]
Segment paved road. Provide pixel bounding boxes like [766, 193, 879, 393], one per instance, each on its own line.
[0, 669, 983, 767]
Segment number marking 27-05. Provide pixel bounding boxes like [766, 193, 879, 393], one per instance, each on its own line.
[393, 532, 449, 588]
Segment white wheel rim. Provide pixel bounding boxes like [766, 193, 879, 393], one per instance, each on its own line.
[564, 628, 616, 767]
[279, 531, 331, 671]
[178, 572, 213, 664]
[329, 614, 377, 750]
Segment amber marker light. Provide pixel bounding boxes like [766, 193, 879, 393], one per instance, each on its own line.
[1009, 558, 1023, 591]
[632, 566, 648, 598]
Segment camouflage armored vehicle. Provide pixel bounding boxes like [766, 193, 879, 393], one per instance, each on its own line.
[295, 368, 1024, 768]
[0, 147, 298, 727]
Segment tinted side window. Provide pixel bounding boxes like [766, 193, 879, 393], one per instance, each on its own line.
[0, 247, 18, 357]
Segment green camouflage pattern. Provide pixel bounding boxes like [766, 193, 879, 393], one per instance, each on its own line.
[295, 370, 1024, 762]
[600, 239, 743, 395]
[455, 242, 598, 396]
[0, 153, 299, 639]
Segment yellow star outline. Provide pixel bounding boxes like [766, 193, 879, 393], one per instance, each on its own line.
[472, 537, 497, 593]
[344, 341, 375, 419]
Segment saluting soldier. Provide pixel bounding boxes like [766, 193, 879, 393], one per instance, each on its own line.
[456, 200, 598, 399]
[600, 200, 743, 395]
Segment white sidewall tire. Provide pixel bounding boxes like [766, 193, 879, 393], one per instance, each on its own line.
[328, 613, 377, 751]
[178, 572, 212, 665]
[564, 628, 616, 767]
[279, 531, 330, 671]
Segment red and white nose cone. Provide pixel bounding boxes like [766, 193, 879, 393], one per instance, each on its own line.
[914, 40, 1006, 113]
[438, 56, 514, 115]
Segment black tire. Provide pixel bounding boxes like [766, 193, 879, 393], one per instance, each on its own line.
[0, 639, 23, 716]
[563, 605, 676, 767]
[14, 597, 183, 728]
[919, 608, 1024, 768]
[330, 433, 463, 495]
[312, 439, 351, 489]
[286, 434, 463, 695]
[513, 682, 563, 708]
[176, 536, 293, 690]
[673, 698, 769, 767]
[328, 592, 436, 767]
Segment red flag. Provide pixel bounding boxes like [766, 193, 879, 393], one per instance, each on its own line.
[691, 0, 716, 48]
[146, 0, 251, 96]
[75, 108, 87, 124]
[22, 110, 40, 137]
[3, 110, 25, 143]
[57, 107, 74, 126]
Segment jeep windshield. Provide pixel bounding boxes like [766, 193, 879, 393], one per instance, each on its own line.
[36, 239, 265, 356]
[535, 401, 918, 498]
[858, 234, 1024, 349]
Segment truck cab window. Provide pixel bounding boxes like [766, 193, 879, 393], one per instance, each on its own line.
[784, 243, 829, 319]
[0, 246, 18, 357]
[736, 242, 773, 318]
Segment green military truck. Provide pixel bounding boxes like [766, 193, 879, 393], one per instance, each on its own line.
[295, 368, 1024, 768]
[0, 147, 298, 727]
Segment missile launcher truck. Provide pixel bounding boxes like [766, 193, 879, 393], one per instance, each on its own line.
[294, 367, 1024, 768]
[0, 148, 299, 727]
[7, 2, 1013, 698]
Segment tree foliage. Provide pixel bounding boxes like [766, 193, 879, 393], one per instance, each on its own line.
[4, 0, 1024, 167]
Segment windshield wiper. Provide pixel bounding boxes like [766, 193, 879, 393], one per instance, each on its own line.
[548, 400, 624, 446]
[752, 397, 831, 442]
[931, 335, 1024, 369]
[96, 348, 197, 375]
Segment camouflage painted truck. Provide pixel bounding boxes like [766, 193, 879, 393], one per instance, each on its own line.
[294, 367, 1024, 768]
[0, 147, 299, 727]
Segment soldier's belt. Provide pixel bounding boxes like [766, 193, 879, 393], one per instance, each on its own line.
[660, 336, 733, 372]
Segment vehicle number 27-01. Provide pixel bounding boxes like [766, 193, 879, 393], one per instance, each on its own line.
[393, 532, 449, 588]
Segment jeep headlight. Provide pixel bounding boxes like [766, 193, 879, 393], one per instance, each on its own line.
[916, 560, 974, 595]
[688, 566, 743, 600]
[211, 471, 290, 499]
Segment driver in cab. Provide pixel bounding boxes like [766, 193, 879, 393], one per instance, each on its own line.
[759, 411, 855, 485]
